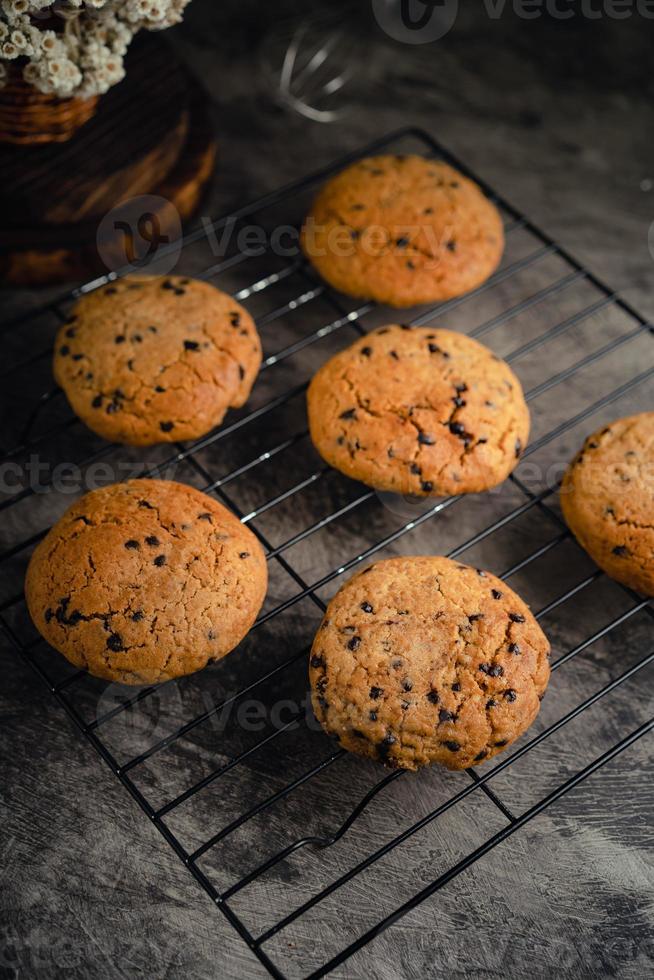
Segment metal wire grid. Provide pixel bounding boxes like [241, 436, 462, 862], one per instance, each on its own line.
[1, 126, 653, 978]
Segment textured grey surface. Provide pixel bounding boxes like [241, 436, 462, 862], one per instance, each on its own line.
[1, 3, 654, 979]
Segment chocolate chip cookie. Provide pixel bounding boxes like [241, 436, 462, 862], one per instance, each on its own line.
[54, 275, 262, 446]
[310, 556, 550, 771]
[307, 325, 529, 496]
[560, 412, 654, 596]
[25, 479, 268, 685]
[301, 154, 504, 308]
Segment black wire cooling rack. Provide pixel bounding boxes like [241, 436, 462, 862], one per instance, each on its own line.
[1, 127, 653, 979]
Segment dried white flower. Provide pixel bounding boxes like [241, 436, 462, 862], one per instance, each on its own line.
[0, 0, 191, 97]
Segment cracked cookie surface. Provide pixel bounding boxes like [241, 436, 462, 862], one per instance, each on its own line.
[54, 274, 262, 446]
[25, 479, 268, 685]
[560, 412, 654, 596]
[301, 154, 504, 308]
[307, 325, 529, 496]
[310, 556, 550, 771]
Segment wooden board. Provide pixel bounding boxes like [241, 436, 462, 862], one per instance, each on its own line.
[0, 36, 216, 286]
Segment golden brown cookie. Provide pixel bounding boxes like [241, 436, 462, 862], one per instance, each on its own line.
[310, 556, 550, 771]
[54, 274, 262, 446]
[560, 412, 654, 596]
[301, 155, 504, 308]
[307, 325, 529, 496]
[25, 479, 267, 685]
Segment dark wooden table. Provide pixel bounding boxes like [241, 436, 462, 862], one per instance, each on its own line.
[1, 3, 653, 978]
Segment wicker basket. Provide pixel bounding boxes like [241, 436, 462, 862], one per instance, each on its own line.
[0, 69, 98, 145]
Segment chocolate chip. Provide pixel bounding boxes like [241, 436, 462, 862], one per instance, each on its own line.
[124, 539, 140, 550]
[468, 613, 483, 622]
[450, 421, 467, 437]
[406, 260, 416, 270]
[239, 552, 250, 559]
[491, 589, 503, 600]
[426, 690, 439, 704]
[509, 613, 525, 623]
[132, 334, 142, 343]
[428, 342, 441, 354]
[132, 611, 144, 622]
[612, 545, 628, 556]
[92, 395, 102, 408]
[162, 279, 176, 290]
[153, 555, 166, 567]
[145, 535, 160, 547]
[452, 396, 466, 408]
[508, 643, 521, 655]
[486, 699, 498, 709]
[410, 462, 421, 475]
[452, 682, 461, 692]
[402, 679, 413, 692]
[155, 385, 165, 393]
[348, 636, 361, 651]
[418, 433, 435, 445]
[421, 480, 434, 493]
[446, 239, 457, 252]
[515, 439, 522, 458]
[439, 708, 454, 723]
[65, 327, 76, 338]
[310, 654, 325, 668]
[138, 500, 154, 509]
[395, 236, 409, 248]
[370, 686, 383, 699]
[115, 335, 125, 344]
[474, 750, 488, 761]
[44, 608, 53, 623]
[443, 740, 461, 752]
[106, 400, 121, 415]
[495, 739, 508, 747]
[389, 350, 399, 360]
[198, 512, 212, 522]
[184, 340, 200, 351]
[361, 346, 372, 357]
[230, 312, 241, 327]
[59, 345, 70, 356]
[238, 365, 245, 380]
[148, 325, 158, 333]
[360, 601, 373, 613]
[340, 408, 357, 420]
[160, 421, 174, 432]
[369, 710, 377, 721]
[107, 633, 124, 652]
[424, 207, 433, 214]
[378, 734, 397, 759]
[505, 689, 517, 702]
